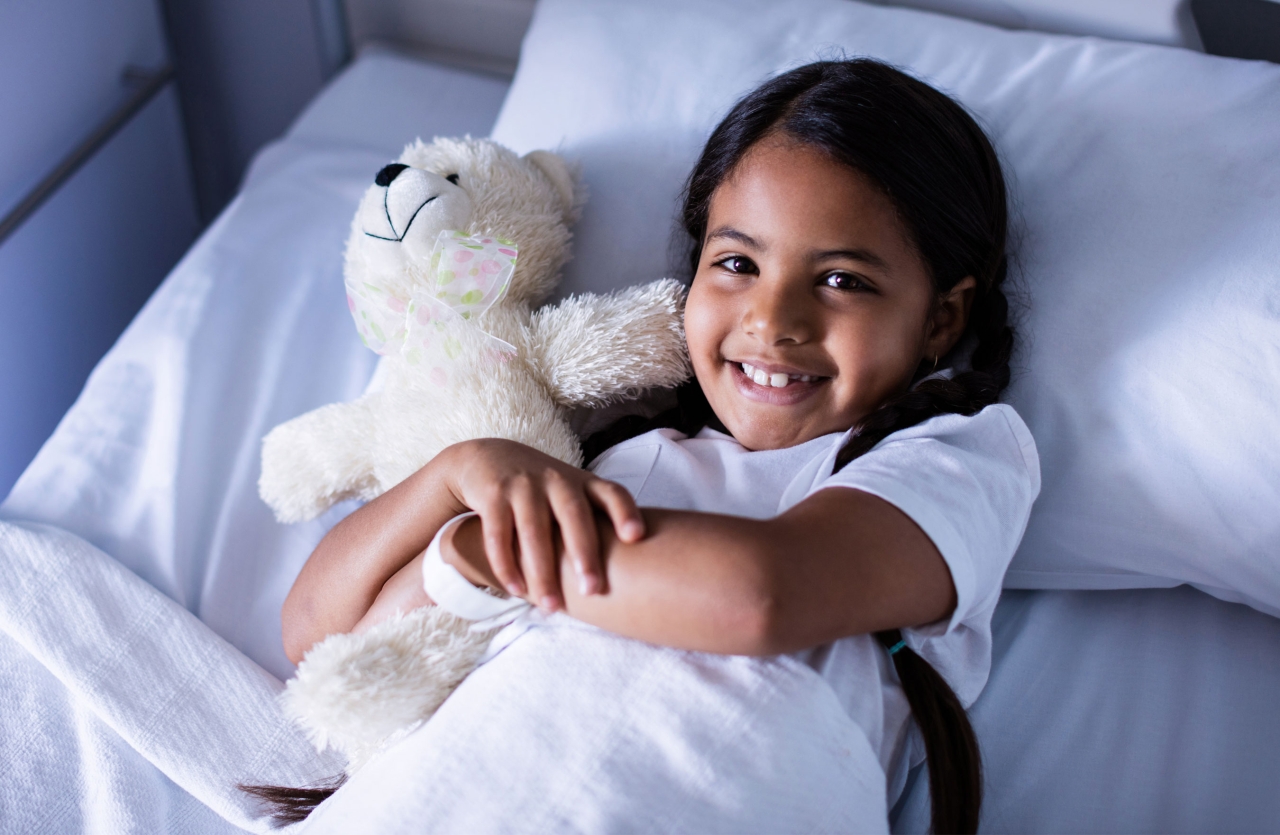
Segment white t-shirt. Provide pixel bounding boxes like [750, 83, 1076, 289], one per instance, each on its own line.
[587, 403, 1040, 802]
[349, 402, 1041, 832]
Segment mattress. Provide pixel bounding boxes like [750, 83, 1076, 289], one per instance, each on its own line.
[2, 47, 1277, 834]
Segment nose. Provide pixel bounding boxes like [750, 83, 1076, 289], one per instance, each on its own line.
[375, 163, 409, 187]
[742, 280, 812, 345]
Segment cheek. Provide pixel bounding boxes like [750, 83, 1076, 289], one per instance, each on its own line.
[683, 281, 728, 374]
[830, 313, 920, 392]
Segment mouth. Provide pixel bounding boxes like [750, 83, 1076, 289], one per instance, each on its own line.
[729, 360, 829, 404]
[738, 361, 823, 387]
[364, 193, 438, 242]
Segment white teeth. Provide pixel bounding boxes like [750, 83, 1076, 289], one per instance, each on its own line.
[739, 362, 821, 388]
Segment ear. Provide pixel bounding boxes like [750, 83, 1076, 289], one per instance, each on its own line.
[924, 276, 977, 363]
[523, 150, 580, 223]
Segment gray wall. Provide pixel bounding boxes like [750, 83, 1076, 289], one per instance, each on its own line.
[340, 0, 1204, 69]
[345, 0, 535, 75]
[0, 0, 200, 498]
[160, 0, 332, 221]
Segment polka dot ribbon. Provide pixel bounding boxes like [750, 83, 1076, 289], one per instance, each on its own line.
[345, 230, 519, 386]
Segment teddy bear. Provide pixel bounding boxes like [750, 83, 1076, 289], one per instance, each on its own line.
[257, 137, 689, 771]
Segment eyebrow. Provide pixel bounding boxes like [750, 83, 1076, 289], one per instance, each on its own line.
[705, 226, 762, 249]
[705, 226, 891, 272]
[812, 247, 890, 272]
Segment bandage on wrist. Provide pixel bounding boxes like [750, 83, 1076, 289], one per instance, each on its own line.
[422, 512, 531, 623]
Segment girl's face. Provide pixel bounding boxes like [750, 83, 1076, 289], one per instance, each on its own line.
[685, 135, 975, 451]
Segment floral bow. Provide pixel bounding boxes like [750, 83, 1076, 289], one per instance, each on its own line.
[346, 230, 519, 386]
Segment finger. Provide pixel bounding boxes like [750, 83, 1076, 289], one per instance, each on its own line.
[587, 478, 645, 542]
[547, 478, 604, 596]
[511, 479, 562, 611]
[479, 501, 524, 598]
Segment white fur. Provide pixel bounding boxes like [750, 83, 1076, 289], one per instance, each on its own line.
[259, 138, 687, 523]
[259, 137, 689, 773]
[530, 278, 690, 408]
[281, 607, 496, 771]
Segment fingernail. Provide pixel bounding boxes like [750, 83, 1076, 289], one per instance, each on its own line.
[624, 520, 644, 540]
[507, 581, 525, 597]
[540, 595, 560, 612]
[578, 574, 597, 596]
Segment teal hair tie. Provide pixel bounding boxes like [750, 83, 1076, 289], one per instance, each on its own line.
[887, 639, 907, 656]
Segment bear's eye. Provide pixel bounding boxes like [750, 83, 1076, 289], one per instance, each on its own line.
[446, 173, 460, 185]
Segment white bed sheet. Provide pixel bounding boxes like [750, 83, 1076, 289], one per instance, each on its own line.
[894, 586, 1280, 833]
[2, 48, 1278, 833]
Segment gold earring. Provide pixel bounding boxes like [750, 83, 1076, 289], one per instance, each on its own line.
[932, 354, 940, 372]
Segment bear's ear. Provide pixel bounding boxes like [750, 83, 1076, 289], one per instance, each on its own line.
[523, 150, 580, 224]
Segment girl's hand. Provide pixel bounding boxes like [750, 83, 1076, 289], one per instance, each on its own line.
[351, 551, 434, 636]
[442, 439, 645, 611]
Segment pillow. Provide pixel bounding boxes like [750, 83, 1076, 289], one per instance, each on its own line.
[491, 0, 1280, 618]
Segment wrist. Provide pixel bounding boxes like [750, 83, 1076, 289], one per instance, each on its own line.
[422, 442, 473, 518]
[442, 515, 501, 590]
[426, 513, 531, 624]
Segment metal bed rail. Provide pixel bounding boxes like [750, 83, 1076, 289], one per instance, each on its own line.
[0, 64, 175, 248]
[0, 0, 353, 247]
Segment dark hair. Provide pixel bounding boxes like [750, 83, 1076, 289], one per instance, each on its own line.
[238, 776, 346, 827]
[589, 58, 1011, 833]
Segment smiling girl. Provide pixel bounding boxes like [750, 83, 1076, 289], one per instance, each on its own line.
[276, 59, 1039, 833]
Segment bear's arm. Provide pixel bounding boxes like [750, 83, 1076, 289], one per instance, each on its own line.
[526, 278, 690, 409]
[259, 395, 382, 523]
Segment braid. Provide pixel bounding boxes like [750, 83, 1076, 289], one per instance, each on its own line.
[875, 630, 983, 834]
[238, 776, 346, 826]
[835, 272, 1013, 471]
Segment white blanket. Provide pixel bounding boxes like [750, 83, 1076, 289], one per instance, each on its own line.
[0, 520, 342, 833]
[305, 618, 889, 834]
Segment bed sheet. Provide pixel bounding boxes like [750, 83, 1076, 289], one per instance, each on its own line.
[2, 47, 1278, 834]
[894, 586, 1280, 833]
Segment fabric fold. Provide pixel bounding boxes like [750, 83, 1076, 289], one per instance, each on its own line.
[0, 520, 342, 833]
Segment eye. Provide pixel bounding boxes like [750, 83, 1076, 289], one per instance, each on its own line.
[714, 255, 757, 275]
[445, 173, 460, 185]
[822, 271, 871, 292]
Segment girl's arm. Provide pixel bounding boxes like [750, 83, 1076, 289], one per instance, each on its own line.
[444, 486, 956, 656]
[281, 440, 644, 664]
[280, 448, 466, 664]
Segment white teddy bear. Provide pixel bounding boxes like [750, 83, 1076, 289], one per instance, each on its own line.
[258, 137, 689, 769]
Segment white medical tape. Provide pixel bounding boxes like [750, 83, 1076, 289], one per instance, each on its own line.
[422, 512, 531, 625]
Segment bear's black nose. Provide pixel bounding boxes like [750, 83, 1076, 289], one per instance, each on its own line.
[375, 163, 409, 187]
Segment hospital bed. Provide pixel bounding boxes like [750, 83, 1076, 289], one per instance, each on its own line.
[2, 0, 1279, 832]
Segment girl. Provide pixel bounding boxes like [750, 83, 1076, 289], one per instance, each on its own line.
[265, 58, 1039, 833]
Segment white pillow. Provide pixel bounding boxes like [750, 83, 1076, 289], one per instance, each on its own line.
[492, 0, 1280, 618]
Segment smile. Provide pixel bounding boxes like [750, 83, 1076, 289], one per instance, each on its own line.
[730, 360, 828, 405]
[364, 193, 438, 242]
[739, 361, 820, 388]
